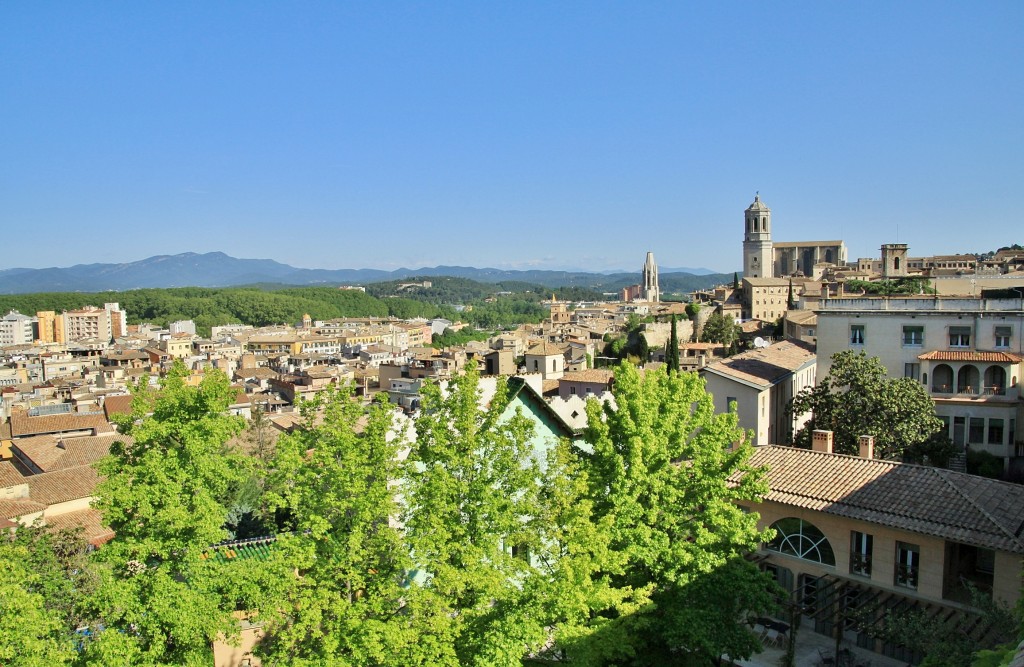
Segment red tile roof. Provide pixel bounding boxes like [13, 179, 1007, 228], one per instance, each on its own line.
[733, 446, 1024, 554]
[918, 350, 1022, 363]
[9, 410, 112, 438]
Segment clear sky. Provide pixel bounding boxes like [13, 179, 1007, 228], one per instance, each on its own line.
[2, 2, 1021, 274]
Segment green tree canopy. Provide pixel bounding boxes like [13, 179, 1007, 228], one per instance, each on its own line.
[701, 312, 740, 349]
[566, 363, 778, 664]
[86, 362, 247, 664]
[789, 350, 943, 460]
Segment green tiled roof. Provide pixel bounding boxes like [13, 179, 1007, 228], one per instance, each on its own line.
[203, 535, 278, 562]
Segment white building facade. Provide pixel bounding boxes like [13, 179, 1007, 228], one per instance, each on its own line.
[815, 296, 1024, 466]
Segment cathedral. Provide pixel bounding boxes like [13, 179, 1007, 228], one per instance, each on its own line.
[742, 194, 847, 279]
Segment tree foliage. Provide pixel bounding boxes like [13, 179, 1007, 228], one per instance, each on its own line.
[789, 351, 943, 459]
[567, 364, 779, 664]
[255, 387, 419, 666]
[666, 315, 680, 372]
[86, 362, 247, 664]
[402, 366, 553, 665]
[701, 312, 740, 349]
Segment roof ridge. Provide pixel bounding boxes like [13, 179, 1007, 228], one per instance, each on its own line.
[934, 468, 1024, 551]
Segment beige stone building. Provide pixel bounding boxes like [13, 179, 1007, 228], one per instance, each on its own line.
[815, 295, 1024, 466]
[741, 194, 848, 280]
[734, 441, 1024, 662]
[700, 339, 816, 446]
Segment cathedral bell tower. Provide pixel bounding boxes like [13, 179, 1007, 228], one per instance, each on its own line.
[742, 193, 773, 278]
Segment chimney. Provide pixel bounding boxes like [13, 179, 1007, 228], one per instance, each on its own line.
[858, 435, 874, 459]
[811, 429, 834, 454]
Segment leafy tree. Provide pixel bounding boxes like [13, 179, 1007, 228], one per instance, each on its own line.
[789, 351, 942, 459]
[0, 527, 95, 666]
[255, 387, 420, 665]
[684, 302, 700, 321]
[402, 364, 551, 665]
[568, 363, 779, 664]
[86, 362, 247, 664]
[666, 315, 680, 373]
[702, 312, 740, 349]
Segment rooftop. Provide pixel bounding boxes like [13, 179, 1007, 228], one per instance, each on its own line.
[735, 445, 1024, 554]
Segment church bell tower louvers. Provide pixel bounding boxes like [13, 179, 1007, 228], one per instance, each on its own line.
[742, 194, 773, 278]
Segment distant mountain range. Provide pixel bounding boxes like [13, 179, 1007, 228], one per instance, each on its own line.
[0, 252, 730, 294]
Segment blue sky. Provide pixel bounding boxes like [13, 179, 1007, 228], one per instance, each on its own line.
[2, 2, 1021, 274]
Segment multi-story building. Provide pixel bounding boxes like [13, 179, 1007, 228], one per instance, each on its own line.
[815, 296, 1024, 466]
[0, 311, 35, 347]
[733, 437, 1024, 663]
[701, 339, 816, 446]
[35, 310, 64, 344]
[104, 303, 128, 339]
[63, 306, 112, 343]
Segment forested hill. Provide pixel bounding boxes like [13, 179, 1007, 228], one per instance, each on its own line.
[0, 251, 730, 295]
[0, 280, 602, 335]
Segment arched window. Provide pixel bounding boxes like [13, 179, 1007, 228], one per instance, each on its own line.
[766, 518, 835, 565]
[933, 364, 953, 393]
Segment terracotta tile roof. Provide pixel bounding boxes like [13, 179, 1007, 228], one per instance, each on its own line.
[103, 394, 134, 419]
[9, 409, 112, 438]
[0, 460, 27, 487]
[0, 498, 46, 520]
[11, 435, 63, 470]
[734, 446, 1024, 554]
[24, 466, 102, 506]
[43, 508, 114, 547]
[560, 369, 614, 385]
[917, 350, 1022, 363]
[526, 342, 565, 357]
[45, 434, 126, 472]
[702, 339, 816, 389]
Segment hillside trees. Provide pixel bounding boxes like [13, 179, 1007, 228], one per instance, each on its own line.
[789, 351, 943, 460]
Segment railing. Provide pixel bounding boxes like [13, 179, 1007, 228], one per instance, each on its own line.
[895, 565, 919, 589]
[982, 385, 1006, 396]
[849, 553, 872, 577]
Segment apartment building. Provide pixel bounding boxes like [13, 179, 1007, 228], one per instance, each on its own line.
[815, 296, 1024, 465]
[0, 311, 35, 347]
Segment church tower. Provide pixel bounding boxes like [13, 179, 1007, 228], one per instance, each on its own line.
[642, 251, 660, 302]
[743, 194, 773, 278]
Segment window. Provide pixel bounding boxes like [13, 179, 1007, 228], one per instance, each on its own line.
[726, 396, 737, 412]
[850, 325, 865, 345]
[766, 518, 836, 565]
[533, 359, 538, 371]
[904, 363, 920, 381]
[902, 326, 924, 346]
[989, 419, 1004, 445]
[939, 415, 950, 437]
[896, 542, 919, 589]
[995, 326, 1011, 348]
[969, 417, 985, 444]
[949, 326, 971, 348]
[850, 531, 873, 577]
